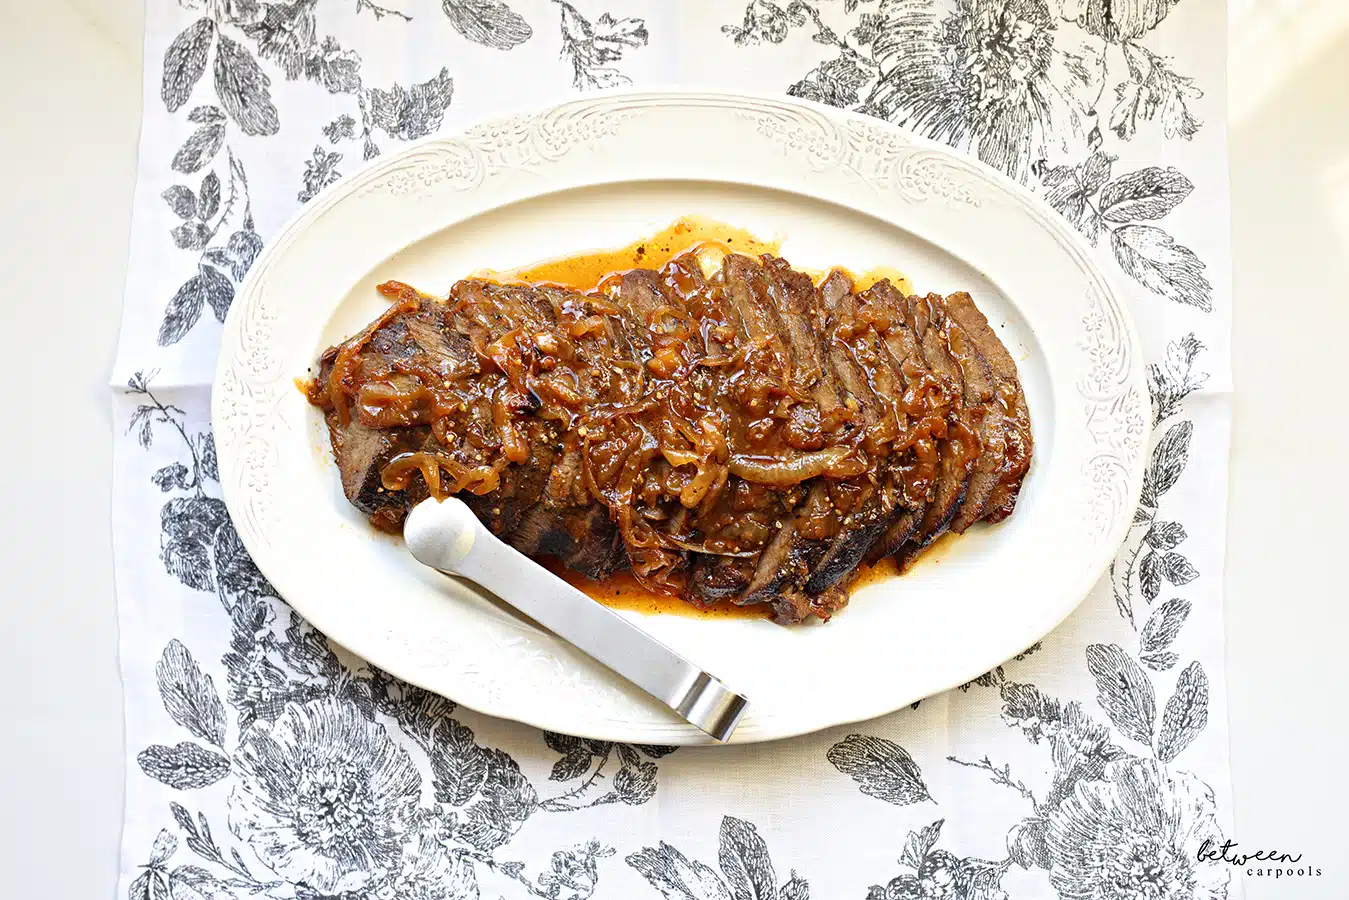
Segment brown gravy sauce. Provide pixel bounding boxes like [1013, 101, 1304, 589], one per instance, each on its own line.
[545, 555, 906, 620]
[476, 215, 914, 296]
[504, 216, 917, 618]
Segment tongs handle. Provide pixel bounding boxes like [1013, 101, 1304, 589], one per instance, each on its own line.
[404, 498, 749, 741]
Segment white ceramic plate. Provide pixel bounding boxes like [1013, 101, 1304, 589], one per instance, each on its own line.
[214, 90, 1148, 744]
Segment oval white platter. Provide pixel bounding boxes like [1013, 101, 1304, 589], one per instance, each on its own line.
[214, 90, 1148, 745]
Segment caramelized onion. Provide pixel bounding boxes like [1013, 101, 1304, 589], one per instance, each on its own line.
[492, 386, 529, 465]
[728, 446, 853, 486]
[327, 287, 420, 424]
[380, 452, 500, 498]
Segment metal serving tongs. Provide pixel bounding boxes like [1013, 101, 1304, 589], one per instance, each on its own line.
[403, 497, 750, 742]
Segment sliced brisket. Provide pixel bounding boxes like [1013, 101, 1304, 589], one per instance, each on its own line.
[309, 250, 1031, 624]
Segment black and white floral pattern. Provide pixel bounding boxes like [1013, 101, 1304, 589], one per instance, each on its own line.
[116, 2, 1235, 898]
[153, 0, 651, 347]
[723, 0, 1212, 311]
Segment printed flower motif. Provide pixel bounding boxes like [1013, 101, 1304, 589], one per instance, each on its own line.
[305, 36, 362, 94]
[863, 0, 1103, 181]
[298, 146, 343, 203]
[367, 68, 456, 141]
[379, 827, 478, 900]
[557, 3, 650, 90]
[1043, 757, 1228, 900]
[229, 696, 421, 895]
[242, 0, 318, 80]
[537, 840, 616, 900]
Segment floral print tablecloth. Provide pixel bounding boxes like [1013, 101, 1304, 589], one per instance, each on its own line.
[111, 2, 1237, 898]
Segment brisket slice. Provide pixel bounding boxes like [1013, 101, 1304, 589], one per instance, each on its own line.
[720, 255, 845, 619]
[899, 293, 978, 555]
[801, 272, 904, 596]
[860, 281, 933, 564]
[933, 295, 1003, 535]
[941, 292, 1033, 522]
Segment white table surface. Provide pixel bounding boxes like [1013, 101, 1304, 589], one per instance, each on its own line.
[1, 1, 1345, 897]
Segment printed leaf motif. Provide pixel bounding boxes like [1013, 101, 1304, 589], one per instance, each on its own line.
[900, 819, 943, 869]
[788, 56, 871, 108]
[187, 105, 225, 125]
[614, 760, 658, 805]
[1157, 661, 1208, 762]
[1085, 643, 1156, 746]
[1077, 0, 1179, 42]
[1141, 598, 1190, 655]
[827, 734, 930, 805]
[636, 743, 678, 759]
[198, 433, 218, 482]
[202, 264, 234, 322]
[197, 172, 221, 221]
[780, 873, 809, 900]
[719, 816, 778, 900]
[172, 222, 211, 251]
[211, 518, 273, 601]
[213, 35, 280, 137]
[163, 185, 197, 219]
[128, 871, 154, 900]
[1150, 333, 1209, 425]
[1099, 167, 1193, 222]
[1144, 520, 1186, 550]
[1141, 650, 1179, 671]
[162, 18, 216, 113]
[1111, 224, 1212, 311]
[455, 748, 538, 851]
[430, 718, 490, 805]
[368, 68, 456, 140]
[156, 639, 228, 748]
[159, 496, 229, 588]
[148, 828, 178, 866]
[136, 742, 231, 789]
[204, 229, 264, 283]
[1000, 681, 1061, 741]
[1111, 43, 1201, 141]
[1006, 816, 1051, 869]
[1139, 550, 1161, 602]
[1159, 552, 1199, 585]
[172, 125, 225, 175]
[442, 0, 533, 50]
[170, 866, 234, 900]
[627, 842, 733, 900]
[1140, 420, 1193, 506]
[1037, 152, 1114, 243]
[543, 730, 584, 755]
[170, 801, 196, 836]
[158, 275, 207, 345]
[550, 749, 592, 782]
